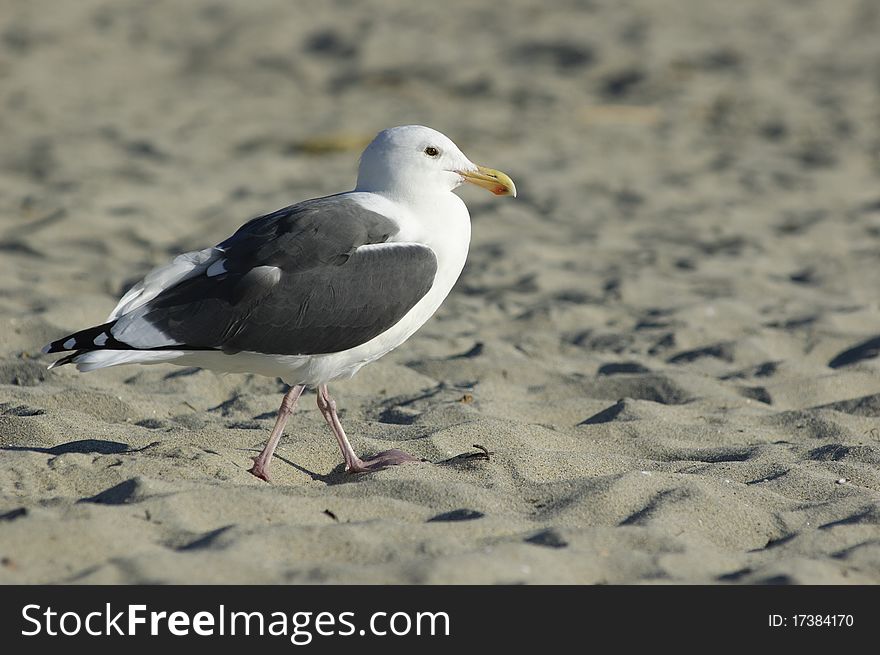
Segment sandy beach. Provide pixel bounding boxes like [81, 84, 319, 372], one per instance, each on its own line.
[2, 0, 880, 584]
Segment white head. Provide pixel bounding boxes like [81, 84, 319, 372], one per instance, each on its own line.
[355, 125, 516, 200]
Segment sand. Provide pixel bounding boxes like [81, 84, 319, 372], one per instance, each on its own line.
[2, 0, 880, 584]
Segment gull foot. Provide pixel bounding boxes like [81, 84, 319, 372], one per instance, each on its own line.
[248, 457, 271, 482]
[347, 449, 425, 474]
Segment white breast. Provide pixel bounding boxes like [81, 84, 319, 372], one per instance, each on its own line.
[304, 190, 472, 382]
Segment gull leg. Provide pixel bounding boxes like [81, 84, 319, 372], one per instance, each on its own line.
[248, 384, 305, 481]
[316, 384, 422, 473]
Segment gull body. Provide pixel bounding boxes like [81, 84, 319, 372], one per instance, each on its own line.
[45, 125, 515, 477]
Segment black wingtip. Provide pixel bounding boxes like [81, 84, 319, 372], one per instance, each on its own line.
[43, 321, 120, 355]
[44, 337, 72, 354]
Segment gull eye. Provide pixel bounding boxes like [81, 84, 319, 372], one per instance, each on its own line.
[424, 146, 440, 157]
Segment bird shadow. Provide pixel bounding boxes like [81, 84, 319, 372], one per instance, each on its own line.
[318, 444, 493, 484]
[238, 448, 335, 484]
[277, 454, 334, 484]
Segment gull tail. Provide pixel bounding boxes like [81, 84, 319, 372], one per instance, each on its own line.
[42, 321, 182, 371]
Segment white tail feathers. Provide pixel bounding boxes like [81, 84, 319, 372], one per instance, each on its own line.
[67, 349, 185, 372]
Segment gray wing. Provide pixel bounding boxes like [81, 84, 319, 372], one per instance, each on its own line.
[49, 197, 438, 357]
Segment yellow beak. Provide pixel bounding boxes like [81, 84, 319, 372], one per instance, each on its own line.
[458, 165, 517, 197]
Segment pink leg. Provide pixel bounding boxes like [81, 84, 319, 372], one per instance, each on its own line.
[248, 384, 304, 481]
[315, 384, 422, 473]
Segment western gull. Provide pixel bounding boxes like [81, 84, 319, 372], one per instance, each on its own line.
[44, 125, 516, 479]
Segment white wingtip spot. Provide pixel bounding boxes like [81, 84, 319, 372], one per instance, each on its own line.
[94, 333, 109, 346]
[63, 338, 76, 350]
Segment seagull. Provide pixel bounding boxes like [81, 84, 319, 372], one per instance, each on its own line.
[44, 125, 516, 480]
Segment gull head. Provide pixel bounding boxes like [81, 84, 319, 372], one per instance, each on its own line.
[356, 125, 516, 200]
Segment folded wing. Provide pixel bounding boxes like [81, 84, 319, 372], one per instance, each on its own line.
[46, 196, 438, 359]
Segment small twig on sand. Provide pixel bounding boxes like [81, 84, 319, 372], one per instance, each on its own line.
[471, 444, 492, 461]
